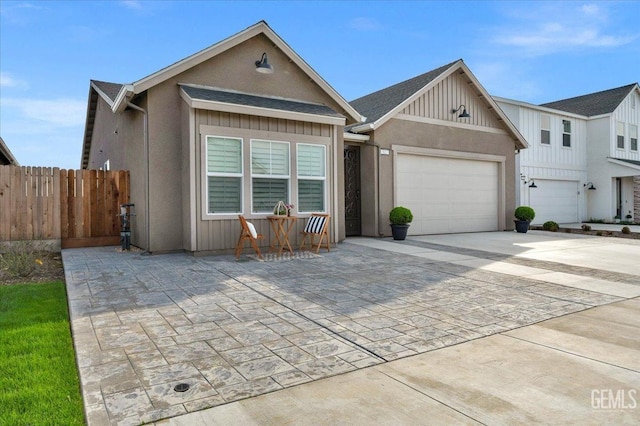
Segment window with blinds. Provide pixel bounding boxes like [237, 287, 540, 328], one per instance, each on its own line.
[206, 136, 243, 214]
[540, 115, 550, 145]
[297, 144, 326, 212]
[562, 120, 571, 148]
[251, 140, 290, 213]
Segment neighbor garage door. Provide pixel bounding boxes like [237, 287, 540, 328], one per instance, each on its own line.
[529, 180, 578, 224]
[396, 154, 499, 234]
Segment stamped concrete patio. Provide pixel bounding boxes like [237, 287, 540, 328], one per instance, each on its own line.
[62, 232, 640, 425]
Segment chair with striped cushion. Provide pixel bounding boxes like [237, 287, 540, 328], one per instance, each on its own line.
[299, 213, 330, 253]
[235, 215, 264, 259]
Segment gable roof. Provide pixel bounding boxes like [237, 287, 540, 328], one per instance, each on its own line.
[0, 137, 19, 166]
[347, 59, 528, 150]
[540, 83, 639, 116]
[110, 20, 362, 123]
[349, 60, 459, 127]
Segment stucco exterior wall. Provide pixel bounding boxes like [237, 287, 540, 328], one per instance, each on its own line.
[370, 118, 517, 236]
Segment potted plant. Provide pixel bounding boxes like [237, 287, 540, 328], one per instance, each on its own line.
[389, 206, 413, 240]
[514, 206, 535, 233]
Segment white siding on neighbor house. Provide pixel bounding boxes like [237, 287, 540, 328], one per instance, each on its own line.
[611, 91, 640, 161]
[401, 73, 503, 129]
[496, 99, 589, 221]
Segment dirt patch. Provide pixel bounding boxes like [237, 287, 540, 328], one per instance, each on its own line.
[0, 251, 65, 285]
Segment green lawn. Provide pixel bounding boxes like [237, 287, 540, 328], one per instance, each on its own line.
[0, 281, 85, 426]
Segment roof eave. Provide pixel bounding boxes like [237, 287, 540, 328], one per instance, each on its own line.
[120, 21, 364, 124]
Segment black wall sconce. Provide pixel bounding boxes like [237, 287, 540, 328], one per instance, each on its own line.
[584, 182, 596, 190]
[451, 104, 471, 118]
[255, 52, 274, 74]
[522, 177, 537, 188]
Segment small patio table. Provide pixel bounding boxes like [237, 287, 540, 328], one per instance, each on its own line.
[267, 215, 298, 255]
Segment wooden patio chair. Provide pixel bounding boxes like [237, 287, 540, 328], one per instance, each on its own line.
[235, 215, 264, 259]
[299, 213, 330, 253]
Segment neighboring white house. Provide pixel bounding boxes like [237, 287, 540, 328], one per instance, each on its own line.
[496, 83, 640, 225]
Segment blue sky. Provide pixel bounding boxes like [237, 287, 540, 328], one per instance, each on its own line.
[1, 0, 638, 169]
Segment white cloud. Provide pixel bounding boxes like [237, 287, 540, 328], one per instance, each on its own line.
[120, 1, 143, 10]
[348, 17, 382, 31]
[3, 97, 85, 127]
[490, 2, 638, 56]
[0, 72, 28, 89]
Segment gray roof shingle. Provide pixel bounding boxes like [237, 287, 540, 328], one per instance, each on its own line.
[92, 80, 124, 103]
[540, 83, 638, 116]
[348, 60, 459, 127]
[181, 85, 343, 118]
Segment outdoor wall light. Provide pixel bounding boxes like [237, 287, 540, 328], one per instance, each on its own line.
[451, 104, 471, 118]
[523, 178, 537, 188]
[255, 52, 274, 74]
[584, 182, 596, 190]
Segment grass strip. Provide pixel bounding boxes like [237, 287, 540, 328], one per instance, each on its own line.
[0, 281, 84, 426]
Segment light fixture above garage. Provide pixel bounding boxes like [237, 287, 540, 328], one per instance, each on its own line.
[523, 177, 537, 188]
[255, 52, 274, 74]
[451, 104, 471, 118]
[584, 182, 596, 190]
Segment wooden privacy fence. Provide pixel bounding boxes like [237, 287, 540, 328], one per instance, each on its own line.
[0, 166, 130, 248]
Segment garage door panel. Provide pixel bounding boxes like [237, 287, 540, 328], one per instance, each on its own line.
[397, 154, 499, 235]
[529, 180, 578, 224]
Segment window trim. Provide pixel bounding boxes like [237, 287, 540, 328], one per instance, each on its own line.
[616, 121, 625, 150]
[630, 124, 638, 152]
[297, 143, 327, 213]
[250, 139, 291, 214]
[540, 114, 551, 145]
[562, 119, 572, 148]
[204, 135, 244, 216]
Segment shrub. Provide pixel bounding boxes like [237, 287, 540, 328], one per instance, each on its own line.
[543, 221, 559, 232]
[581, 224, 591, 231]
[586, 218, 605, 224]
[596, 231, 603, 236]
[0, 241, 42, 278]
[389, 206, 413, 225]
[622, 226, 631, 234]
[514, 206, 535, 222]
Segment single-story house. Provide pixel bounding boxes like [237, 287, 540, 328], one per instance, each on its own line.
[82, 21, 527, 253]
[0, 137, 19, 166]
[496, 83, 640, 224]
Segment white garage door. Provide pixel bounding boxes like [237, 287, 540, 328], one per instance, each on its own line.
[396, 154, 499, 234]
[529, 180, 578, 224]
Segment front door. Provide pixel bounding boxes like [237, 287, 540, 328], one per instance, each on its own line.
[344, 146, 361, 236]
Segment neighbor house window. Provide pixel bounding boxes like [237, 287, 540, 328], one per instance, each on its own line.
[562, 120, 571, 147]
[297, 144, 326, 212]
[631, 125, 638, 151]
[617, 121, 625, 149]
[206, 136, 243, 214]
[540, 115, 551, 145]
[251, 140, 290, 213]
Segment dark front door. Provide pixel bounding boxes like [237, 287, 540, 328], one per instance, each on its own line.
[344, 146, 361, 236]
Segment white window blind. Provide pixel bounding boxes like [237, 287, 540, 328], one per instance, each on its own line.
[617, 121, 625, 149]
[562, 120, 571, 147]
[297, 144, 326, 212]
[206, 136, 242, 214]
[540, 115, 550, 145]
[251, 140, 290, 213]
[631, 125, 638, 151]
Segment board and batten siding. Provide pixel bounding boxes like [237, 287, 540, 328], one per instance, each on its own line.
[611, 91, 640, 161]
[400, 73, 503, 129]
[193, 110, 334, 252]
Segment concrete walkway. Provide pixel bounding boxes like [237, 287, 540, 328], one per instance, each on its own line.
[62, 231, 640, 425]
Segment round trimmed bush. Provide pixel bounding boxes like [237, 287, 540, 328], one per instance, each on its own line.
[543, 221, 559, 232]
[514, 206, 535, 222]
[622, 226, 631, 234]
[389, 206, 413, 225]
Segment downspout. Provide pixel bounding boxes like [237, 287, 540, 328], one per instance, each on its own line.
[126, 102, 151, 254]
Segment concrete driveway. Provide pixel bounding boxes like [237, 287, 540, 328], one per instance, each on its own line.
[62, 231, 640, 425]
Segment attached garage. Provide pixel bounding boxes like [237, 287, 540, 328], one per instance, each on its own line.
[529, 179, 578, 224]
[395, 150, 504, 234]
